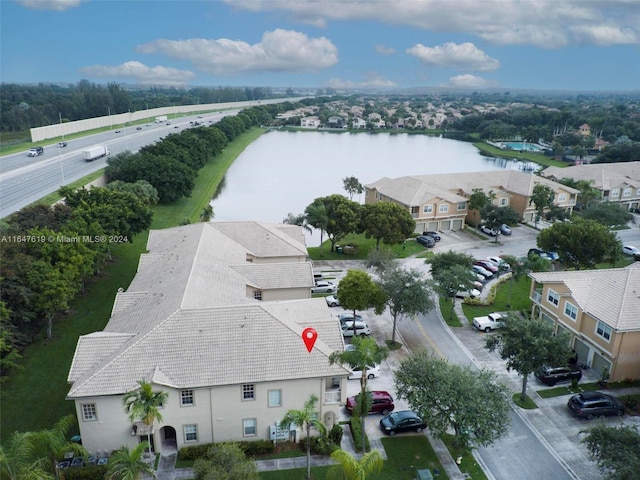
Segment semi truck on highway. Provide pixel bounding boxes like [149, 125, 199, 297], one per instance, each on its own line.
[154, 115, 168, 123]
[83, 146, 110, 162]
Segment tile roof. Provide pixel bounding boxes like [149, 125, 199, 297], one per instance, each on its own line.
[530, 263, 640, 331]
[541, 161, 640, 190]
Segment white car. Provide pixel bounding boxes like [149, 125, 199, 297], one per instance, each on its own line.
[455, 288, 481, 299]
[348, 364, 380, 380]
[311, 281, 336, 294]
[480, 225, 500, 236]
[472, 265, 493, 279]
[341, 321, 371, 337]
[487, 256, 511, 271]
[325, 295, 340, 307]
[622, 245, 640, 256]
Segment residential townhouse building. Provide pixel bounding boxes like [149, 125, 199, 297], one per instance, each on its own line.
[541, 161, 640, 211]
[529, 264, 640, 382]
[365, 171, 578, 233]
[67, 221, 350, 455]
[300, 116, 320, 129]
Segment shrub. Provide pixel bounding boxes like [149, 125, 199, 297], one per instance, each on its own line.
[179, 439, 274, 461]
[179, 444, 210, 461]
[59, 465, 107, 480]
[329, 424, 344, 446]
[349, 416, 370, 452]
[623, 394, 640, 410]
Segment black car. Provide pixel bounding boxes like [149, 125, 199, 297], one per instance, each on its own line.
[422, 231, 441, 241]
[379, 410, 427, 436]
[535, 366, 582, 386]
[416, 235, 435, 248]
[567, 391, 625, 419]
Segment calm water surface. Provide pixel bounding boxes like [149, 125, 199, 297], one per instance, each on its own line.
[211, 131, 536, 245]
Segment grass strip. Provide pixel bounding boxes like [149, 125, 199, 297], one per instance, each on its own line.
[441, 433, 487, 480]
[512, 393, 538, 409]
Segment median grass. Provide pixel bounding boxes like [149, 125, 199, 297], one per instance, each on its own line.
[441, 434, 487, 480]
[537, 379, 640, 399]
[439, 297, 462, 327]
[307, 234, 428, 261]
[512, 393, 538, 409]
[461, 276, 532, 322]
[0, 128, 265, 438]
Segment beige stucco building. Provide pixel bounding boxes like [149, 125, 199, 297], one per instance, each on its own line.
[67, 221, 350, 455]
[365, 170, 579, 233]
[529, 263, 640, 382]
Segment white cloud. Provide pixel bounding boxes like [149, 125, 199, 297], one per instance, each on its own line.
[16, 0, 82, 11]
[137, 29, 338, 75]
[375, 44, 396, 55]
[570, 25, 637, 45]
[80, 61, 195, 85]
[327, 73, 397, 89]
[406, 42, 500, 71]
[223, 0, 640, 48]
[445, 74, 499, 88]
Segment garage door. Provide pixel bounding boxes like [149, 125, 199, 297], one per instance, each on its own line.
[440, 220, 451, 230]
[573, 339, 589, 367]
[452, 219, 463, 231]
[591, 353, 611, 379]
[428, 221, 438, 231]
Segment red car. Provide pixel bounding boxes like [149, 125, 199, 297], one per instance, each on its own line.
[345, 391, 394, 415]
[474, 260, 498, 273]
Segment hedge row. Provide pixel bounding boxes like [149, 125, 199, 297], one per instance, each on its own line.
[179, 439, 275, 461]
[349, 416, 371, 453]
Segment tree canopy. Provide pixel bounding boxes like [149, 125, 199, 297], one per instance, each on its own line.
[358, 202, 416, 249]
[581, 424, 640, 480]
[193, 442, 259, 480]
[481, 205, 520, 242]
[337, 270, 385, 331]
[343, 176, 364, 200]
[582, 202, 634, 227]
[529, 184, 556, 227]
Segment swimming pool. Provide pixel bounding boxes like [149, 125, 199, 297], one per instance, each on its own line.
[501, 142, 544, 152]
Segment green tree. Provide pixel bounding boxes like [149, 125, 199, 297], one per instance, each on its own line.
[485, 314, 573, 401]
[323, 194, 361, 252]
[282, 212, 312, 232]
[468, 188, 493, 228]
[304, 201, 329, 257]
[364, 247, 397, 274]
[558, 178, 601, 209]
[281, 394, 320, 480]
[0, 432, 54, 480]
[29, 415, 86, 478]
[426, 250, 475, 276]
[107, 442, 156, 480]
[582, 202, 634, 227]
[122, 381, 169, 457]
[358, 202, 416, 249]
[499, 255, 550, 308]
[193, 443, 258, 480]
[329, 337, 389, 452]
[529, 184, 555, 228]
[394, 352, 510, 452]
[328, 449, 383, 480]
[431, 264, 477, 320]
[376, 266, 434, 344]
[337, 270, 385, 336]
[537, 218, 621, 270]
[107, 180, 159, 205]
[581, 424, 640, 480]
[343, 176, 364, 200]
[481, 205, 520, 243]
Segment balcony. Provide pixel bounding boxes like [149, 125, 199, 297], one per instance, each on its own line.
[531, 290, 542, 304]
[324, 389, 341, 404]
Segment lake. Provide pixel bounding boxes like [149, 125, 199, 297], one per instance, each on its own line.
[211, 131, 536, 245]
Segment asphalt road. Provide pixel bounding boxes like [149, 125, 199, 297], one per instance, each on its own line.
[0, 111, 236, 219]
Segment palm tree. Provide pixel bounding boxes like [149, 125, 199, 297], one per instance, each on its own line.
[329, 448, 383, 480]
[122, 381, 169, 458]
[304, 201, 329, 257]
[329, 337, 389, 452]
[29, 415, 86, 479]
[280, 394, 319, 480]
[107, 442, 156, 480]
[0, 431, 54, 480]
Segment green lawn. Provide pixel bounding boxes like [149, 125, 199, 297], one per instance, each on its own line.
[441, 434, 487, 480]
[473, 142, 566, 168]
[461, 276, 532, 322]
[438, 297, 462, 327]
[0, 128, 266, 438]
[512, 393, 538, 409]
[307, 234, 429, 261]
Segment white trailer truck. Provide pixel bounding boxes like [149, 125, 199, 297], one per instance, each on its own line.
[154, 115, 168, 123]
[83, 145, 110, 162]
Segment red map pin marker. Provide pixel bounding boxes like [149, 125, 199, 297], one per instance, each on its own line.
[302, 327, 318, 353]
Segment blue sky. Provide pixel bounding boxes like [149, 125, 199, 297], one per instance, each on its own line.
[2, 0, 639, 91]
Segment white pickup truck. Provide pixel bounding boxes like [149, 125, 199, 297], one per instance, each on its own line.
[472, 312, 504, 332]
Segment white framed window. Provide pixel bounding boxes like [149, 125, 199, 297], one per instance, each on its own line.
[268, 389, 282, 407]
[184, 424, 198, 442]
[564, 302, 578, 321]
[438, 203, 448, 213]
[242, 384, 255, 401]
[243, 418, 257, 437]
[457, 202, 466, 211]
[423, 205, 433, 214]
[558, 194, 566, 202]
[611, 189, 620, 198]
[547, 289, 559, 306]
[596, 321, 612, 341]
[499, 198, 508, 206]
[253, 290, 262, 301]
[623, 188, 631, 197]
[81, 403, 97, 422]
[180, 389, 194, 406]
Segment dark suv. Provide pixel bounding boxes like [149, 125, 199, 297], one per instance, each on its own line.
[535, 366, 582, 386]
[416, 235, 435, 248]
[422, 231, 441, 241]
[346, 391, 394, 415]
[567, 391, 625, 419]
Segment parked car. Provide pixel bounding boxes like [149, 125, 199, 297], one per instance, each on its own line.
[486, 256, 511, 271]
[472, 312, 504, 332]
[622, 245, 640, 256]
[57, 141, 67, 148]
[422, 231, 441, 241]
[455, 288, 481, 299]
[325, 295, 340, 307]
[567, 391, 625, 419]
[346, 391, 394, 415]
[480, 225, 500, 236]
[311, 281, 336, 294]
[472, 265, 493, 279]
[528, 248, 559, 261]
[379, 410, 427, 436]
[474, 260, 498, 273]
[341, 321, 371, 337]
[500, 224, 512, 235]
[337, 312, 363, 324]
[535, 366, 582, 386]
[416, 235, 436, 248]
[348, 364, 380, 380]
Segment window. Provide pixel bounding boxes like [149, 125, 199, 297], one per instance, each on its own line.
[547, 289, 559, 306]
[268, 389, 282, 407]
[184, 424, 198, 442]
[499, 198, 508, 206]
[611, 189, 620, 198]
[411, 206, 419, 215]
[438, 203, 449, 213]
[558, 194, 566, 202]
[623, 188, 631, 197]
[81, 403, 97, 422]
[596, 321, 612, 341]
[180, 389, 194, 406]
[423, 205, 433, 214]
[253, 290, 262, 301]
[243, 418, 257, 436]
[457, 202, 466, 211]
[242, 384, 255, 401]
[564, 302, 578, 321]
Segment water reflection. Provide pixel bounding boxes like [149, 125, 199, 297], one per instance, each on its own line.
[211, 131, 539, 244]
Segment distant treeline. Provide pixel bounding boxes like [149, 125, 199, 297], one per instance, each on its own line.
[0, 80, 281, 132]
